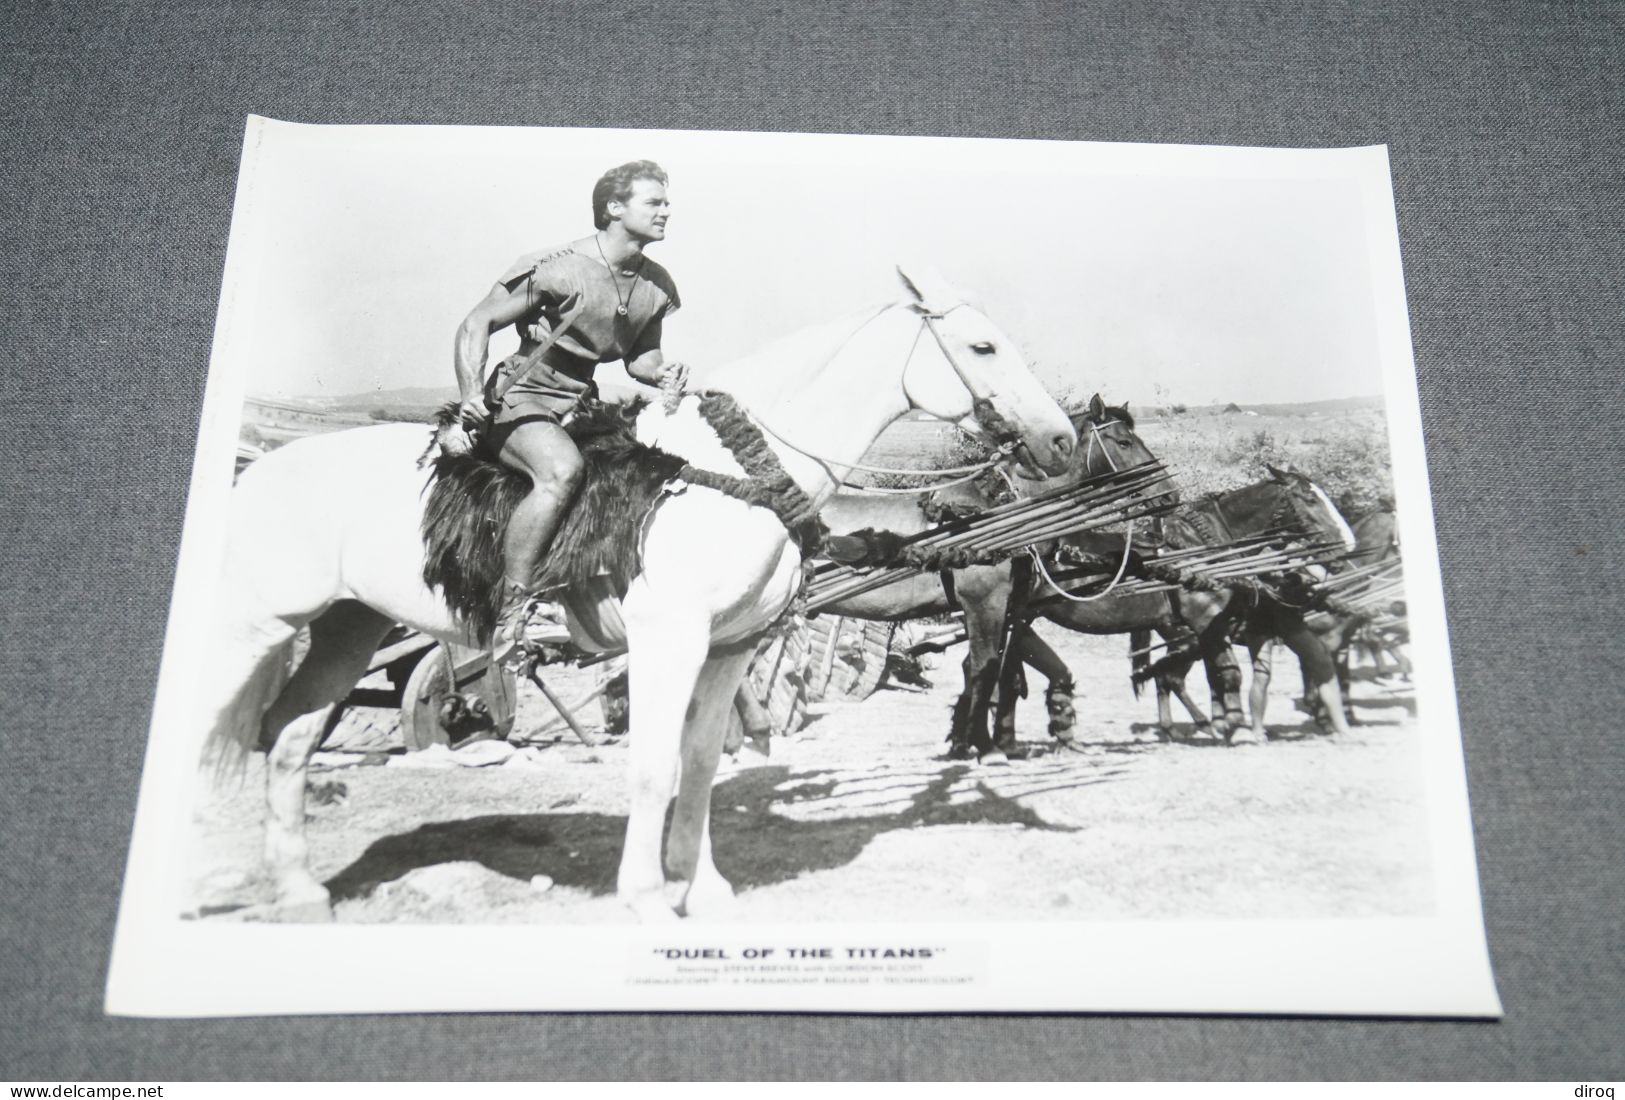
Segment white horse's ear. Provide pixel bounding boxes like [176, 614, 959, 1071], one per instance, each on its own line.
[896, 263, 961, 315]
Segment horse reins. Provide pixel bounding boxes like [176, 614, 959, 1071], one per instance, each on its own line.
[742, 302, 1027, 496]
[995, 449, 1141, 605]
[1082, 418, 1125, 473]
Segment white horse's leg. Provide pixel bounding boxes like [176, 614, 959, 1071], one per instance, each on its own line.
[262, 707, 340, 919]
[261, 600, 393, 917]
[619, 606, 711, 922]
[668, 643, 757, 919]
[198, 613, 299, 781]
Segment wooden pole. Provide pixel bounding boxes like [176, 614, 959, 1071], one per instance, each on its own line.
[527, 663, 599, 748]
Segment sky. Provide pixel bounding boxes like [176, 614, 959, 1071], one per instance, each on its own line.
[231, 122, 1390, 407]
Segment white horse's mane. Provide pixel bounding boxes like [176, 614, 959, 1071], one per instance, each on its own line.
[702, 300, 898, 397]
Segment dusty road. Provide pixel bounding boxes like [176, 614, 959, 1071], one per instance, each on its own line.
[191, 625, 1430, 924]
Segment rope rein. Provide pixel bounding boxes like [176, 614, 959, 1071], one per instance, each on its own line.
[999, 421, 1140, 604]
[821, 528, 1021, 571]
[749, 408, 1021, 483]
[673, 392, 827, 556]
[1029, 521, 1137, 603]
[657, 302, 1025, 555]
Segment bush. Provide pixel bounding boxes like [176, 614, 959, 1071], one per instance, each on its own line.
[860, 403, 1396, 522]
[1139, 408, 1394, 511]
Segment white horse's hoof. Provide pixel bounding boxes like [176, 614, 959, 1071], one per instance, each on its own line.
[624, 894, 682, 923]
[679, 878, 738, 920]
[269, 886, 334, 922]
[1229, 729, 1264, 746]
[979, 750, 1011, 767]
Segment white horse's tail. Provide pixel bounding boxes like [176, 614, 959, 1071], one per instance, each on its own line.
[198, 630, 296, 788]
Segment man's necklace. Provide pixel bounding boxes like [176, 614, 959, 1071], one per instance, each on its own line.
[595, 236, 643, 317]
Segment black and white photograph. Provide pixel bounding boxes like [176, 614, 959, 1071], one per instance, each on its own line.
[104, 119, 1498, 1017]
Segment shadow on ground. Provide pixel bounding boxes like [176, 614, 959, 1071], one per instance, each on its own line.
[323, 757, 1119, 903]
[1352, 694, 1418, 718]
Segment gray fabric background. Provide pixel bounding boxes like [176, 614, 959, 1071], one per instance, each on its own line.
[3, 0, 1621, 1081]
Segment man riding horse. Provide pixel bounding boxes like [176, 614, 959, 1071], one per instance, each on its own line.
[453, 160, 686, 664]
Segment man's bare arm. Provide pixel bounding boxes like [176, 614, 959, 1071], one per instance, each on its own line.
[454, 281, 535, 417]
[624, 348, 666, 385]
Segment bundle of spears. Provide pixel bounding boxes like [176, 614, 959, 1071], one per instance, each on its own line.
[805, 460, 1181, 613]
[1038, 531, 1353, 604]
[1305, 558, 1408, 625]
[1122, 553, 1408, 675]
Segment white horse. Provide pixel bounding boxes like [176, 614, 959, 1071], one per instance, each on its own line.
[201, 265, 1077, 922]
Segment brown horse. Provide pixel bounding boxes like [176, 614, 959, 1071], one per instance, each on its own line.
[817, 394, 1159, 760]
[1280, 505, 1407, 729]
[1005, 580, 1243, 745]
[996, 465, 1359, 748]
[1342, 509, 1409, 680]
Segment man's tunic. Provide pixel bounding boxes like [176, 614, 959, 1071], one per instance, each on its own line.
[487, 242, 681, 424]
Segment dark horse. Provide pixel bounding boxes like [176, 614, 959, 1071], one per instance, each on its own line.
[817, 394, 1166, 760]
[1340, 508, 1409, 681]
[990, 465, 1361, 749]
[1270, 504, 1407, 730]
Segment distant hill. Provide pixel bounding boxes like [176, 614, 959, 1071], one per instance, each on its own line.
[1140, 394, 1384, 419]
[305, 386, 1386, 427]
[241, 394, 380, 454]
[318, 385, 458, 410]
[310, 385, 458, 422]
[314, 380, 656, 423]
[1238, 394, 1383, 416]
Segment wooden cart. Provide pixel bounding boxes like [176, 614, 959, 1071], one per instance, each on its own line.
[319, 610, 894, 755]
[319, 627, 518, 753]
[721, 615, 897, 747]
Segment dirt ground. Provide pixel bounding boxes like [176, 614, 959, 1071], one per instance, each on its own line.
[190, 625, 1430, 924]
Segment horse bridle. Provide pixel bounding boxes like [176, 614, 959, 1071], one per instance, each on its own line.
[1081, 418, 1128, 473]
[747, 302, 1028, 491]
[1020, 415, 1144, 605]
[1270, 482, 1344, 549]
[913, 304, 1026, 451]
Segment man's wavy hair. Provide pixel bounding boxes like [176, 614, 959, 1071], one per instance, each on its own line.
[592, 160, 668, 230]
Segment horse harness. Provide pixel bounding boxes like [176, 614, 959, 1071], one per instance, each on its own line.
[747, 303, 1031, 496]
[646, 302, 1031, 566]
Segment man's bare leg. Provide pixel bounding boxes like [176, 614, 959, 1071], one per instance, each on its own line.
[493, 419, 584, 661]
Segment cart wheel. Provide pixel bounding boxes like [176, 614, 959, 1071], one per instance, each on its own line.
[744, 626, 809, 740]
[400, 644, 517, 751]
[318, 703, 400, 754]
[804, 618, 895, 703]
[298, 629, 400, 753]
[803, 615, 842, 702]
[834, 621, 895, 702]
[477, 658, 519, 741]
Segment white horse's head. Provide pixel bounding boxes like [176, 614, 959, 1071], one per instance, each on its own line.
[895, 264, 1075, 477]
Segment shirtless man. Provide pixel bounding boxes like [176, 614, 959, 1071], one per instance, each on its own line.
[454, 160, 683, 660]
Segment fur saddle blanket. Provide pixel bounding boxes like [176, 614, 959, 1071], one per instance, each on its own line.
[419, 400, 686, 642]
